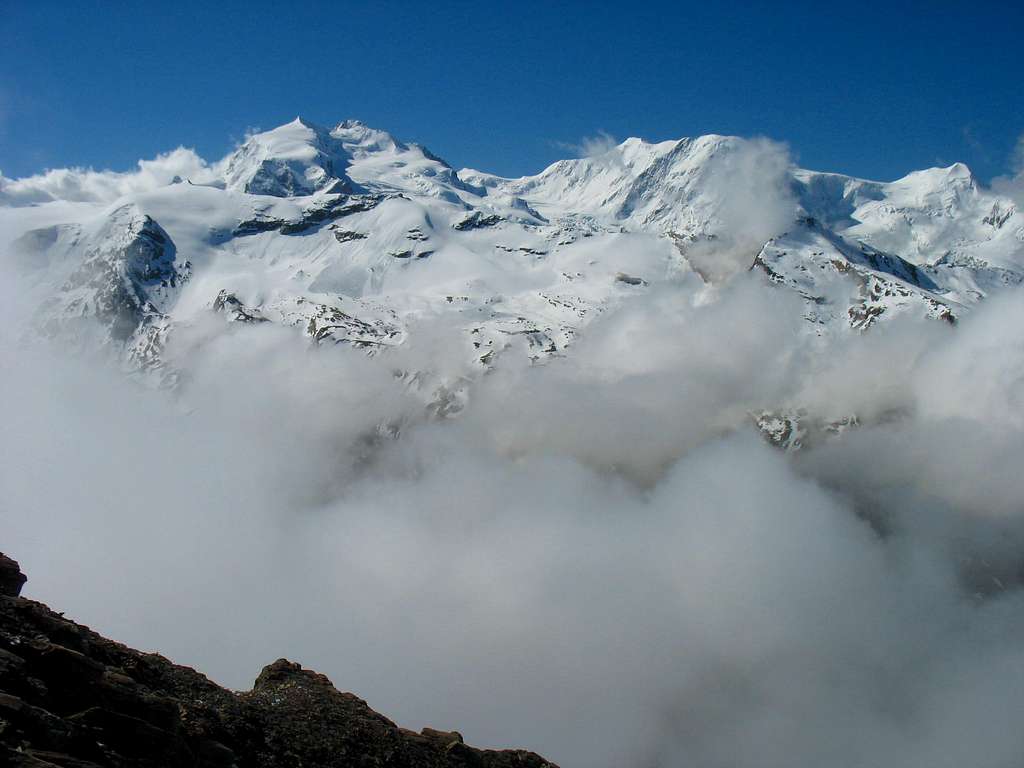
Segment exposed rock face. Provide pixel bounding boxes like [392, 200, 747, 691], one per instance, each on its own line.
[212, 290, 268, 324]
[0, 558, 556, 768]
[452, 212, 504, 231]
[0, 555, 26, 597]
[38, 206, 189, 345]
[233, 194, 384, 237]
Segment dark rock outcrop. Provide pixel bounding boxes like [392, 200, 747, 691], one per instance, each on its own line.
[233, 194, 385, 238]
[0, 555, 26, 597]
[212, 290, 268, 324]
[333, 229, 369, 244]
[452, 212, 503, 231]
[0, 557, 556, 768]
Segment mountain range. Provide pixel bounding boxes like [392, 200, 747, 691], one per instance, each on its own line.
[2, 118, 1021, 422]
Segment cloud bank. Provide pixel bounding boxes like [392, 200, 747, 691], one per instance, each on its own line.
[3, 125, 1024, 766]
[3, 238, 1024, 768]
[0, 147, 217, 206]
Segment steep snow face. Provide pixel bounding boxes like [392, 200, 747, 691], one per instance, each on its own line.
[222, 118, 355, 196]
[791, 162, 1023, 306]
[220, 117, 471, 203]
[2, 118, 1023, 394]
[479, 134, 795, 238]
[482, 137, 681, 217]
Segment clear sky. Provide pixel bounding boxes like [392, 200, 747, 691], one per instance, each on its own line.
[1, 0, 1022, 183]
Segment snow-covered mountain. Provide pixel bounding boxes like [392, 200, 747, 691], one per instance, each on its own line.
[2, 117, 1022, 405]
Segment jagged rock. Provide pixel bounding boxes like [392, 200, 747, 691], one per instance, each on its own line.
[212, 290, 268, 324]
[333, 228, 368, 243]
[38, 207, 189, 345]
[453, 212, 503, 231]
[234, 194, 385, 238]
[0, 554, 26, 597]
[232, 214, 286, 236]
[279, 195, 383, 234]
[300, 302, 403, 348]
[0, 558, 558, 768]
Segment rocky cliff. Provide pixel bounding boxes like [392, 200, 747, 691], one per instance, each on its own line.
[0, 554, 556, 768]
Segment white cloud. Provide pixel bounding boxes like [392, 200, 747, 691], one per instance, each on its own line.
[683, 137, 796, 282]
[554, 130, 622, 163]
[2, 139, 1024, 767]
[0, 147, 217, 206]
[578, 130, 619, 158]
[990, 132, 1024, 206]
[3, 267, 1024, 767]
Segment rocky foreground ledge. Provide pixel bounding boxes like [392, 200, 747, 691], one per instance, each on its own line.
[0, 553, 557, 768]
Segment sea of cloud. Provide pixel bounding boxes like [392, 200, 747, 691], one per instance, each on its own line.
[3, 260, 1024, 767]
[2, 134, 1024, 767]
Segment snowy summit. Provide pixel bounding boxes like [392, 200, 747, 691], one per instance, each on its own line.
[1, 117, 1021, 397]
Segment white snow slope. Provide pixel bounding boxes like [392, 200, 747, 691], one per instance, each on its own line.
[2, 118, 1021, 410]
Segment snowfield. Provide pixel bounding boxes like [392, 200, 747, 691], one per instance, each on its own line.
[2, 117, 1020, 396]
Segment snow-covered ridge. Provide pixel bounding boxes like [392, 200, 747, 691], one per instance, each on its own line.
[2, 117, 1022, 398]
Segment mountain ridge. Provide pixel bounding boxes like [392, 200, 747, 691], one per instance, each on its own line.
[2, 118, 1021, 401]
[0, 553, 558, 768]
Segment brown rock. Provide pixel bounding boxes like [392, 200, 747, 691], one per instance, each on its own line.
[422, 727, 465, 747]
[0, 556, 559, 768]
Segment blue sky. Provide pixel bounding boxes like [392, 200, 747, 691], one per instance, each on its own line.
[1, 0, 1022, 182]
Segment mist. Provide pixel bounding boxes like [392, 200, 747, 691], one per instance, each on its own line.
[991, 134, 1024, 208]
[3, 225, 1024, 768]
[681, 137, 796, 283]
[3, 123, 1024, 766]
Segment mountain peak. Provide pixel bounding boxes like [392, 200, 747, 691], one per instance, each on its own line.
[330, 119, 402, 156]
[335, 118, 368, 130]
[896, 161, 977, 188]
[946, 161, 974, 178]
[222, 118, 351, 197]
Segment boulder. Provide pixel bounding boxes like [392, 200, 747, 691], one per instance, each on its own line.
[0, 553, 27, 597]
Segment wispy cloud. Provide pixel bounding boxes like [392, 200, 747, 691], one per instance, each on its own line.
[553, 130, 620, 159]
